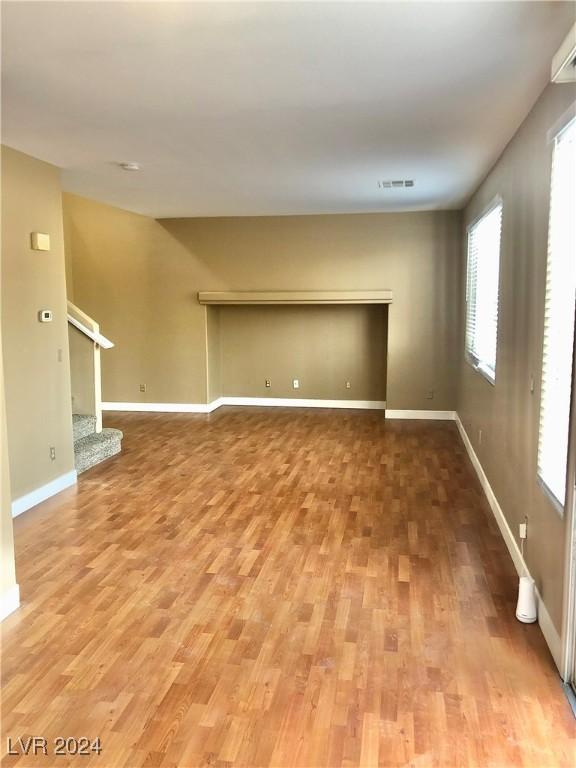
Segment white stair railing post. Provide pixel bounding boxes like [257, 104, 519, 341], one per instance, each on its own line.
[94, 340, 102, 434]
[67, 301, 113, 434]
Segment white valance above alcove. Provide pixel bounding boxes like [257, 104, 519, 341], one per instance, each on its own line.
[197, 290, 393, 306]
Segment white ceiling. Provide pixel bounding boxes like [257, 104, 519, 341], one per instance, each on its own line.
[2, 1, 574, 218]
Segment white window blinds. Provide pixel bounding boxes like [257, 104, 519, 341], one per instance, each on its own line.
[465, 202, 503, 383]
[537, 116, 576, 510]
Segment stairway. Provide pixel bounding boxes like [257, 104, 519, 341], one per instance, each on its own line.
[73, 414, 123, 474]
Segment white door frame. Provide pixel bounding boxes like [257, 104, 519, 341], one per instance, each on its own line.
[560, 334, 576, 684]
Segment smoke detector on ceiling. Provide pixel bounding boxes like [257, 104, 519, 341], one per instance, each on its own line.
[551, 23, 576, 83]
[377, 179, 414, 189]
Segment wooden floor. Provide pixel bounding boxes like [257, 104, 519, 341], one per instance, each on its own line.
[2, 408, 574, 767]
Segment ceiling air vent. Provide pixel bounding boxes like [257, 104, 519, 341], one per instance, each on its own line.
[377, 179, 414, 189]
[551, 23, 576, 83]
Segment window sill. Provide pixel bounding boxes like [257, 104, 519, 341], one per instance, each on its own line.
[537, 475, 565, 518]
[465, 356, 496, 386]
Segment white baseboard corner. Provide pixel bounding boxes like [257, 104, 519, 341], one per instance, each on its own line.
[11, 469, 77, 519]
[455, 414, 562, 670]
[386, 409, 456, 420]
[0, 584, 20, 621]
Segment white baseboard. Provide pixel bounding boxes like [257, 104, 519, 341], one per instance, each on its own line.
[102, 401, 221, 413]
[11, 469, 78, 519]
[455, 414, 562, 669]
[103, 397, 386, 412]
[0, 584, 20, 621]
[102, 400, 464, 417]
[219, 397, 387, 410]
[386, 409, 456, 420]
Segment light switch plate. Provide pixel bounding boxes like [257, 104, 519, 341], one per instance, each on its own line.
[31, 232, 51, 251]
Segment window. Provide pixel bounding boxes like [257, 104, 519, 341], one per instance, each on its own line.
[465, 201, 503, 384]
[537, 116, 576, 511]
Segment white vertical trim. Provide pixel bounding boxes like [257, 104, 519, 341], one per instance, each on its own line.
[455, 414, 562, 669]
[11, 470, 77, 518]
[0, 584, 20, 621]
[94, 342, 102, 433]
[204, 304, 211, 405]
[560, 307, 576, 682]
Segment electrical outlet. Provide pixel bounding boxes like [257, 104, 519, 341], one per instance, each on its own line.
[519, 522, 527, 539]
[57, 348, 63, 363]
[345, 381, 351, 389]
[425, 390, 434, 400]
[49, 446, 56, 461]
[293, 379, 300, 389]
[265, 379, 271, 388]
[139, 384, 147, 393]
[478, 429, 483, 445]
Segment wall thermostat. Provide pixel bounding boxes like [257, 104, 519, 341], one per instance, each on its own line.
[38, 310, 53, 323]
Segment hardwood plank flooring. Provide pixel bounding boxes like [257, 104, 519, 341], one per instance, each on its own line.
[1, 408, 574, 767]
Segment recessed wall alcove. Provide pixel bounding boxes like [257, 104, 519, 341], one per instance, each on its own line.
[198, 291, 392, 405]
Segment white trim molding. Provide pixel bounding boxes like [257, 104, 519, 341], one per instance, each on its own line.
[0, 584, 20, 621]
[198, 289, 393, 306]
[455, 414, 562, 669]
[102, 401, 222, 414]
[11, 470, 77, 518]
[101, 401, 465, 417]
[220, 397, 387, 410]
[386, 409, 456, 420]
[103, 398, 387, 412]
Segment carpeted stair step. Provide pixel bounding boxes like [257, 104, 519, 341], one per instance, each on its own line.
[74, 428, 123, 474]
[73, 413, 97, 442]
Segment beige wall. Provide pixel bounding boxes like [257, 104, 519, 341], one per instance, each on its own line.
[68, 325, 96, 416]
[457, 82, 576, 631]
[1, 146, 75, 500]
[0, 278, 17, 603]
[64, 197, 462, 410]
[219, 304, 388, 401]
[206, 307, 222, 402]
[63, 195, 212, 404]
